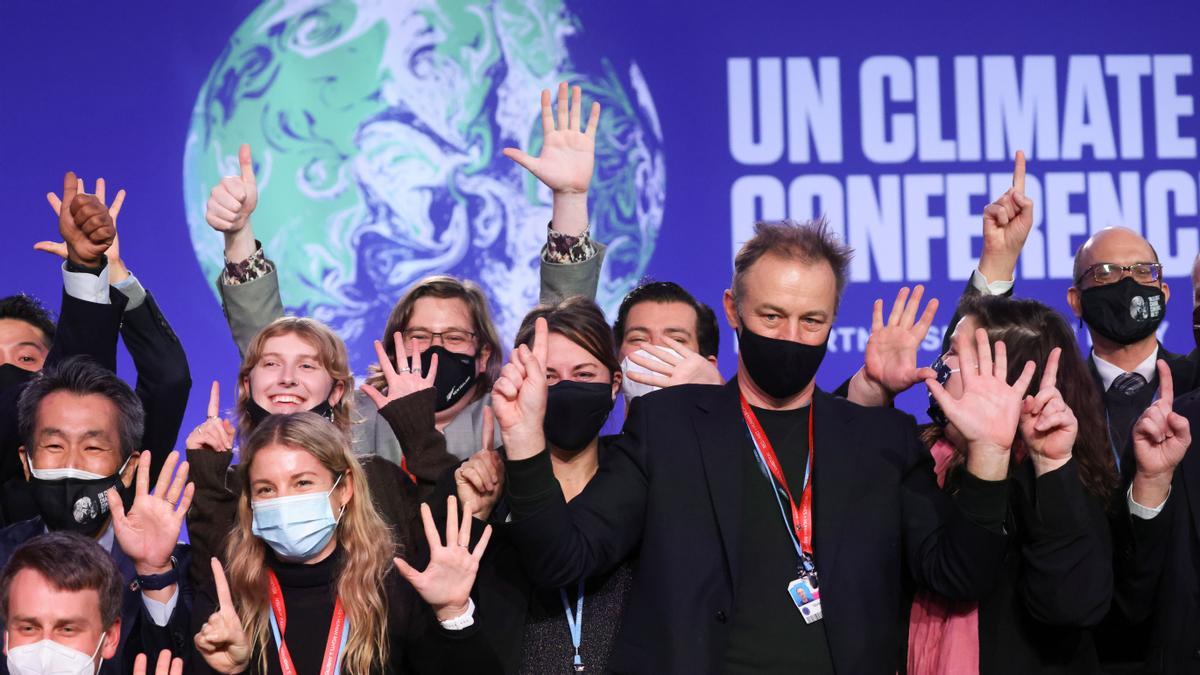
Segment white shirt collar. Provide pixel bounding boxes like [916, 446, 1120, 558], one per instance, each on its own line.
[1092, 349, 1159, 392]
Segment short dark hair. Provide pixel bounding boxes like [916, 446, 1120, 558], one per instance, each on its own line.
[17, 356, 144, 459]
[732, 218, 854, 307]
[0, 294, 56, 347]
[613, 281, 720, 358]
[516, 297, 620, 377]
[0, 531, 124, 628]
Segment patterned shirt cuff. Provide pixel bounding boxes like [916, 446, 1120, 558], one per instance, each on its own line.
[543, 223, 596, 264]
[221, 241, 275, 285]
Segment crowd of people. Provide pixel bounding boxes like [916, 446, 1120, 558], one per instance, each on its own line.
[1, 81, 1198, 674]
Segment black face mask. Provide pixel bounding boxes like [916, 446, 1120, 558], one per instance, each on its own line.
[409, 346, 478, 412]
[543, 381, 615, 453]
[0, 363, 34, 393]
[926, 355, 954, 428]
[736, 323, 827, 400]
[1080, 277, 1166, 345]
[27, 455, 134, 536]
[245, 389, 337, 427]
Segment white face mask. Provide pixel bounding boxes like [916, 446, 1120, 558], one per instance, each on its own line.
[5, 632, 105, 675]
[619, 347, 681, 405]
[27, 456, 131, 481]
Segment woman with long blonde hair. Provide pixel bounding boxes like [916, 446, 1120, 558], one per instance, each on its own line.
[190, 412, 497, 675]
[185, 316, 462, 589]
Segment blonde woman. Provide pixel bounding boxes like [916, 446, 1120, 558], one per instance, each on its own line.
[190, 413, 497, 674]
[186, 317, 461, 589]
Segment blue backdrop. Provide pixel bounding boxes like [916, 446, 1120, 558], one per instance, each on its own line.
[3, 0, 1200, 433]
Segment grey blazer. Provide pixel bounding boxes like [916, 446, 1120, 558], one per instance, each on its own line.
[217, 241, 605, 461]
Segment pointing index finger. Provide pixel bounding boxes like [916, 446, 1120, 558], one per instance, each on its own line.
[1013, 150, 1026, 194]
[1158, 359, 1174, 407]
[211, 558, 235, 612]
[207, 380, 221, 418]
[1040, 347, 1061, 391]
[533, 317, 549, 369]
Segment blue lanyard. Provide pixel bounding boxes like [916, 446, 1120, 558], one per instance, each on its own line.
[746, 427, 812, 566]
[559, 579, 586, 670]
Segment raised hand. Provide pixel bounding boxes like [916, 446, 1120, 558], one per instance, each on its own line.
[195, 558, 252, 674]
[206, 143, 259, 263]
[133, 650, 184, 675]
[503, 82, 600, 195]
[1131, 361, 1191, 507]
[926, 328, 1036, 480]
[109, 451, 194, 577]
[979, 150, 1034, 284]
[186, 380, 236, 452]
[626, 342, 724, 388]
[454, 407, 505, 521]
[492, 317, 549, 460]
[361, 333, 439, 409]
[52, 172, 116, 268]
[1019, 347, 1077, 475]
[851, 286, 939, 406]
[39, 177, 129, 279]
[394, 497, 493, 622]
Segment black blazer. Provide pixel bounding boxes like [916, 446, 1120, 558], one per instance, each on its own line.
[1119, 389, 1200, 673]
[503, 381, 1009, 674]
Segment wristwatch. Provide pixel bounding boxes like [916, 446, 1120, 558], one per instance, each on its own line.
[132, 556, 179, 592]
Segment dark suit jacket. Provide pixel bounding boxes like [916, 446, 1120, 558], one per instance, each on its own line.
[1119, 390, 1200, 673]
[504, 381, 1009, 674]
[0, 518, 192, 675]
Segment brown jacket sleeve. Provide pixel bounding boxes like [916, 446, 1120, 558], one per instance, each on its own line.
[184, 448, 239, 590]
[376, 391, 463, 501]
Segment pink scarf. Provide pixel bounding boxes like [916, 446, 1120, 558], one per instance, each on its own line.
[907, 439, 980, 675]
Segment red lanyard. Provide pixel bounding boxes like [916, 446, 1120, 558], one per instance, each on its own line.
[266, 570, 349, 675]
[739, 393, 815, 554]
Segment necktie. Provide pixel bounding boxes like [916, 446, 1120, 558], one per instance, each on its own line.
[1110, 371, 1147, 397]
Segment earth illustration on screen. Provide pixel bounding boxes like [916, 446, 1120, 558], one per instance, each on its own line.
[184, 0, 666, 368]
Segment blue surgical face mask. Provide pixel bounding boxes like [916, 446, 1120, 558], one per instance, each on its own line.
[251, 474, 345, 562]
[926, 355, 959, 428]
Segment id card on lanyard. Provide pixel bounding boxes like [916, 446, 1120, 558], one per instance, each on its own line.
[739, 393, 823, 624]
[267, 570, 350, 675]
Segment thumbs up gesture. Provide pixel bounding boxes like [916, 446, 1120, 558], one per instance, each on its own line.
[206, 144, 259, 263]
[52, 172, 116, 268]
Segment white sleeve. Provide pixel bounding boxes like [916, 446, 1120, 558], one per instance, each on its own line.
[61, 262, 111, 304]
[1127, 484, 1170, 520]
[140, 586, 179, 627]
[968, 269, 1014, 296]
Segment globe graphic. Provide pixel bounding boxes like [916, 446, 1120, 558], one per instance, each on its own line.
[183, 0, 666, 369]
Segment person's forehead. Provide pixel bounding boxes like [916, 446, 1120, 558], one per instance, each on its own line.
[7, 568, 102, 624]
[250, 443, 326, 481]
[624, 300, 698, 333]
[0, 318, 47, 349]
[740, 254, 838, 309]
[546, 333, 602, 369]
[261, 333, 320, 359]
[35, 392, 119, 434]
[407, 296, 473, 329]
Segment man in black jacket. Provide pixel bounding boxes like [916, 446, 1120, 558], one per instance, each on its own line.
[491, 219, 1023, 673]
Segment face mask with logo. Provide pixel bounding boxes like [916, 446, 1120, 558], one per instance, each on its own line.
[409, 346, 478, 412]
[1193, 305, 1200, 350]
[544, 381, 615, 453]
[6, 632, 105, 675]
[926, 355, 958, 428]
[736, 323, 828, 400]
[1079, 276, 1166, 345]
[619, 347, 682, 405]
[27, 456, 132, 537]
[252, 474, 345, 562]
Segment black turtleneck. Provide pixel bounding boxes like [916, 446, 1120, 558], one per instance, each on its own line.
[263, 547, 342, 675]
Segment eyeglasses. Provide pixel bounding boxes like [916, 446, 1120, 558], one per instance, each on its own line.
[1075, 262, 1163, 286]
[402, 328, 476, 349]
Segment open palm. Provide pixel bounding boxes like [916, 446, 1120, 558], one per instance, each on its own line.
[110, 451, 194, 574]
[863, 285, 938, 396]
[503, 82, 600, 194]
[395, 497, 492, 619]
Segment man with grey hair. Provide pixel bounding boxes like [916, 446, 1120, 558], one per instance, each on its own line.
[493, 219, 1019, 672]
[0, 357, 193, 674]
